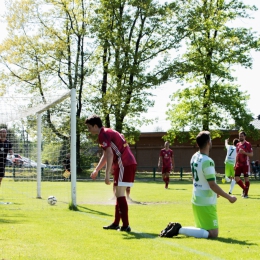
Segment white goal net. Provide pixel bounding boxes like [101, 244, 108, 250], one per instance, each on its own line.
[0, 89, 76, 209]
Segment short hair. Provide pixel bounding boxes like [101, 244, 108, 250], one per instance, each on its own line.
[233, 138, 239, 146]
[239, 131, 246, 136]
[196, 131, 211, 149]
[0, 128, 7, 133]
[85, 115, 103, 128]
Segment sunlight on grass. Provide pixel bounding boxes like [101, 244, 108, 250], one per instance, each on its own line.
[1, 180, 260, 259]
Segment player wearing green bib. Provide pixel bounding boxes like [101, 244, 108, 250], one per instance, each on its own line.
[160, 131, 237, 239]
[224, 138, 239, 194]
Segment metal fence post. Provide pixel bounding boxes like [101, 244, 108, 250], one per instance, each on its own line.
[12, 165, 15, 178]
[153, 167, 156, 181]
[180, 167, 183, 180]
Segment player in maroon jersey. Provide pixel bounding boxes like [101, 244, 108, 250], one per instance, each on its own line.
[234, 131, 253, 198]
[85, 115, 137, 232]
[158, 141, 174, 189]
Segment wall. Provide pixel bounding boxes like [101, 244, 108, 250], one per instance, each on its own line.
[130, 131, 260, 174]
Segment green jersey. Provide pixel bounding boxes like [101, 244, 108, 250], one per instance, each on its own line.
[190, 152, 217, 206]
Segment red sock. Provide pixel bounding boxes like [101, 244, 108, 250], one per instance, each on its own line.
[244, 181, 250, 196]
[114, 200, 120, 225]
[117, 196, 129, 227]
[236, 179, 245, 190]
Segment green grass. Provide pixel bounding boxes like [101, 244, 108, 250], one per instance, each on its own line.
[1, 179, 260, 259]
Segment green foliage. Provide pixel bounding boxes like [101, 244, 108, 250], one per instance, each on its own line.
[166, 0, 260, 143]
[88, 0, 188, 133]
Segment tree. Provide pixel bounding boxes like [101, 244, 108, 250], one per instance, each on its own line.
[0, 0, 95, 169]
[166, 0, 260, 141]
[88, 0, 190, 135]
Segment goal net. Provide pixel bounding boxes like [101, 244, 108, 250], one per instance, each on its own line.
[0, 89, 76, 209]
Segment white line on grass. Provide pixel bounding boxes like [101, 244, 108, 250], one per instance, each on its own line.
[78, 211, 225, 260]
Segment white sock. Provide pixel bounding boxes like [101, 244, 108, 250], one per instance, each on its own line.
[230, 179, 236, 193]
[178, 227, 209, 238]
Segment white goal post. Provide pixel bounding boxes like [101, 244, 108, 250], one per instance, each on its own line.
[0, 88, 77, 207]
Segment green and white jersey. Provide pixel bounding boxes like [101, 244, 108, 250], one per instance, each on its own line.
[190, 152, 217, 206]
[224, 144, 237, 166]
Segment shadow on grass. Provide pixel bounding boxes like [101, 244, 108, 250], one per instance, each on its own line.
[77, 205, 112, 217]
[214, 237, 257, 246]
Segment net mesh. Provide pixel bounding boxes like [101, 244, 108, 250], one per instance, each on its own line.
[0, 91, 71, 208]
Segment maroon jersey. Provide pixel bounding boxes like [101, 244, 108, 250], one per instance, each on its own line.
[160, 148, 173, 168]
[236, 141, 252, 167]
[98, 127, 137, 167]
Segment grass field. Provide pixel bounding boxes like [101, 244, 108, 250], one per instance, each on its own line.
[1, 178, 260, 260]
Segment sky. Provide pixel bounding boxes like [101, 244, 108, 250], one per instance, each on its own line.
[0, 0, 260, 132]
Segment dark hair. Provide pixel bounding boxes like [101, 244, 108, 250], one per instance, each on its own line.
[196, 131, 211, 149]
[239, 131, 246, 136]
[85, 115, 103, 128]
[233, 138, 239, 146]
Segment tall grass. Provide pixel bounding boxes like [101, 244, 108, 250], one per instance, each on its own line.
[1, 179, 260, 259]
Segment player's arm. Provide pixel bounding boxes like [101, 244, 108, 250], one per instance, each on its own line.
[158, 156, 162, 168]
[104, 147, 113, 185]
[239, 149, 253, 157]
[171, 154, 175, 171]
[225, 139, 229, 149]
[208, 180, 237, 203]
[90, 150, 107, 180]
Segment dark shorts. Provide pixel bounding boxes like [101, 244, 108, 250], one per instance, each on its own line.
[113, 164, 136, 187]
[0, 161, 6, 177]
[162, 166, 171, 174]
[235, 165, 249, 177]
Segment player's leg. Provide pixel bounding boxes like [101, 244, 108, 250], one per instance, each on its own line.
[0, 161, 5, 186]
[235, 166, 246, 195]
[116, 164, 136, 231]
[162, 171, 167, 187]
[126, 187, 131, 201]
[227, 164, 236, 194]
[243, 165, 250, 197]
[165, 171, 170, 189]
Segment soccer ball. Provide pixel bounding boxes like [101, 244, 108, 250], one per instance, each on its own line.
[48, 195, 57, 205]
[221, 178, 226, 184]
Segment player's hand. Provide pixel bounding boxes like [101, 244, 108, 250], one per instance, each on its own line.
[239, 148, 245, 154]
[90, 169, 98, 180]
[105, 177, 111, 185]
[228, 196, 237, 203]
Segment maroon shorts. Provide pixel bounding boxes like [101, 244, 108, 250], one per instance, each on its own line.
[235, 165, 249, 177]
[113, 164, 136, 187]
[162, 166, 171, 174]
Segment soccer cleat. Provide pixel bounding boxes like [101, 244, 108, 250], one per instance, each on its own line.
[160, 222, 182, 237]
[243, 195, 248, 199]
[229, 192, 232, 194]
[117, 226, 131, 232]
[103, 223, 120, 230]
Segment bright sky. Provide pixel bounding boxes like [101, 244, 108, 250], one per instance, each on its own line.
[0, 1, 259, 132]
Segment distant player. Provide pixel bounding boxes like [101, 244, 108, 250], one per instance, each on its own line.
[224, 138, 239, 194]
[158, 141, 174, 189]
[234, 131, 253, 198]
[85, 115, 137, 232]
[0, 128, 14, 186]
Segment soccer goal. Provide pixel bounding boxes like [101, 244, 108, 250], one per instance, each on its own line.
[0, 89, 76, 208]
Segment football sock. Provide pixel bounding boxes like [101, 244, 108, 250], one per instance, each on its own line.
[244, 181, 250, 196]
[229, 179, 236, 193]
[236, 179, 245, 190]
[179, 227, 209, 238]
[117, 196, 129, 227]
[114, 200, 120, 225]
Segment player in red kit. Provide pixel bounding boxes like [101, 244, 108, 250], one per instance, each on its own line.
[85, 115, 137, 232]
[234, 131, 253, 198]
[158, 141, 174, 189]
